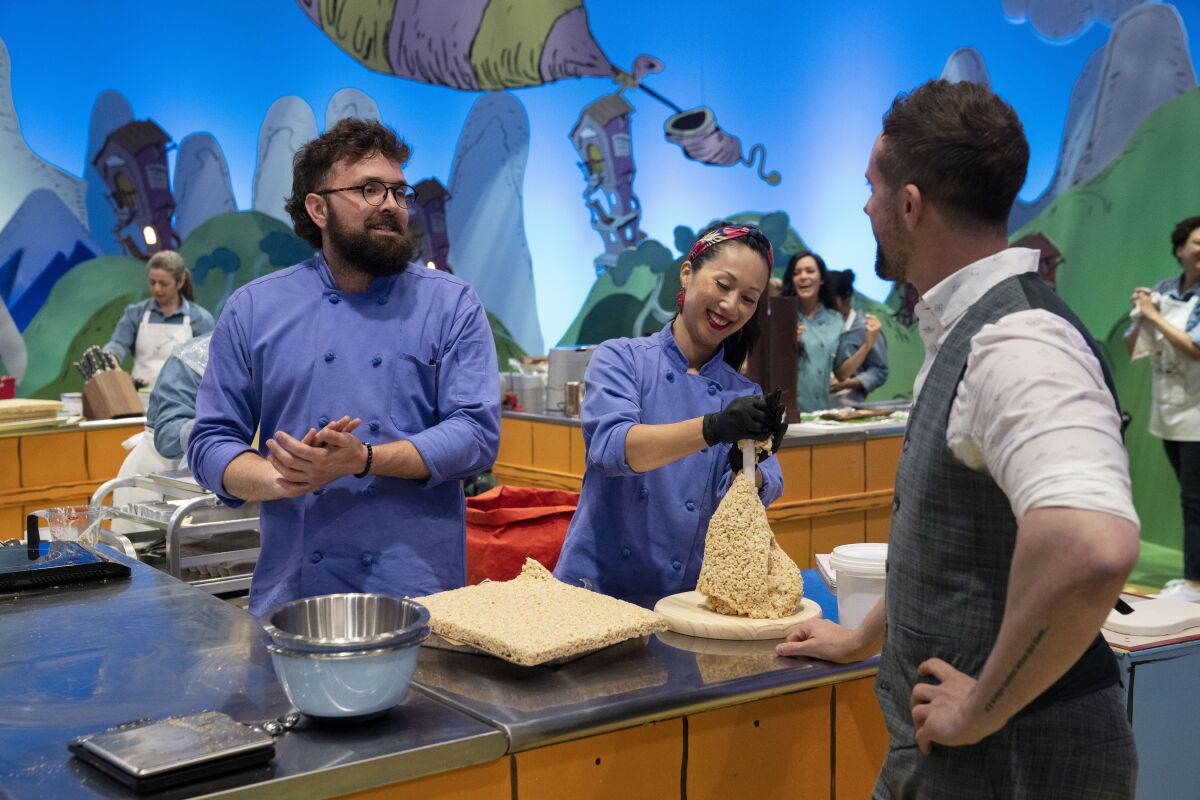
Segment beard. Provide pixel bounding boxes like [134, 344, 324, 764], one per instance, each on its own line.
[326, 204, 416, 278]
[872, 209, 911, 283]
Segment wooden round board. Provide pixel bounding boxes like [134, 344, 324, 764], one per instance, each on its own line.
[654, 591, 822, 640]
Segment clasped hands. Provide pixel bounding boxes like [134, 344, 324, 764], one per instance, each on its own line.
[265, 415, 368, 497]
[1131, 287, 1159, 320]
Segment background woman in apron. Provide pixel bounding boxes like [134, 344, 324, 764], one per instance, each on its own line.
[101, 250, 214, 389]
[112, 333, 213, 532]
[1127, 215, 1200, 602]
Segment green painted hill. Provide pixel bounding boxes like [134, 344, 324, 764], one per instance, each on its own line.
[1014, 88, 1200, 585]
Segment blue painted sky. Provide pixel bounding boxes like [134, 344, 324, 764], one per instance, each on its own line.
[2, 1, 1196, 346]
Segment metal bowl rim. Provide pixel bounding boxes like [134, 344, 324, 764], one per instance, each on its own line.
[265, 633, 427, 660]
[263, 594, 429, 649]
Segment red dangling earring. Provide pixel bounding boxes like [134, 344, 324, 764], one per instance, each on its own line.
[676, 289, 686, 313]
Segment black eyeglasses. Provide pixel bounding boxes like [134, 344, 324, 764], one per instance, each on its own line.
[315, 180, 418, 208]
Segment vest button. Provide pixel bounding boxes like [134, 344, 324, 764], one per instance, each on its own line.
[892, 497, 901, 512]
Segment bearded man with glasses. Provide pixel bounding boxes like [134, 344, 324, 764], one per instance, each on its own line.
[189, 118, 500, 616]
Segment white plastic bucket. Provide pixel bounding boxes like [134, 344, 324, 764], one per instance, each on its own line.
[830, 543, 887, 630]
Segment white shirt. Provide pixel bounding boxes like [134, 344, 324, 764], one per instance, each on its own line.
[913, 248, 1139, 525]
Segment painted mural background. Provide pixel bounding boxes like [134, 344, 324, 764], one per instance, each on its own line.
[0, 0, 1197, 584]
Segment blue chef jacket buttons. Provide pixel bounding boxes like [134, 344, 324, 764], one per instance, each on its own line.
[328, 293, 340, 304]
[377, 294, 388, 305]
[638, 486, 648, 499]
[371, 355, 383, 367]
[318, 415, 330, 427]
[621, 547, 631, 558]
[707, 384, 718, 395]
[324, 351, 336, 362]
[671, 559, 682, 571]
[360, 552, 375, 566]
[665, 371, 675, 382]
[685, 500, 696, 512]
[368, 420, 381, 432]
[310, 551, 323, 564]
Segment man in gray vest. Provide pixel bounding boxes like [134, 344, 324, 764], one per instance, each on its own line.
[778, 79, 1140, 798]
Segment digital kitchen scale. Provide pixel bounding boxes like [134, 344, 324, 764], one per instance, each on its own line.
[0, 517, 131, 592]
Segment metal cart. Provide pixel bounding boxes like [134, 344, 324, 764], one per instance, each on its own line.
[91, 469, 260, 595]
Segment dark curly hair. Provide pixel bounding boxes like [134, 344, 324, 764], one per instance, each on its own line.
[284, 118, 411, 248]
[685, 220, 773, 371]
[1171, 215, 1200, 259]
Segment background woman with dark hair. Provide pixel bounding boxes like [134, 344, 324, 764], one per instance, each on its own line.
[553, 222, 787, 602]
[781, 251, 843, 411]
[827, 269, 888, 407]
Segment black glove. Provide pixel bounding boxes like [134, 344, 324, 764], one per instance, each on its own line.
[702, 394, 772, 447]
[727, 388, 788, 473]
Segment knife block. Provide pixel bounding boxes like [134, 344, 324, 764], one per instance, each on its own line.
[82, 370, 144, 420]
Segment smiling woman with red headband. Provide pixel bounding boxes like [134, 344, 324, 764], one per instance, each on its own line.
[553, 222, 788, 603]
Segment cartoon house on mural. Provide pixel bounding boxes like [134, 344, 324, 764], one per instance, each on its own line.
[570, 94, 647, 274]
[411, 178, 452, 273]
[91, 120, 180, 260]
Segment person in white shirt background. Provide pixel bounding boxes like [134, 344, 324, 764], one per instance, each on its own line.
[1126, 215, 1200, 603]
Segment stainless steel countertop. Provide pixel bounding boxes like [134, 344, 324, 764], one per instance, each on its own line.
[503, 409, 906, 446]
[411, 570, 879, 752]
[0, 555, 506, 799]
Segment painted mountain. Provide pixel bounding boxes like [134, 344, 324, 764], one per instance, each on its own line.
[326, 88, 380, 129]
[174, 133, 239, 240]
[0, 189, 99, 333]
[1010, 3, 1196, 229]
[0, 37, 88, 234]
[252, 96, 318, 225]
[1012, 87, 1200, 585]
[446, 92, 544, 355]
[83, 91, 134, 256]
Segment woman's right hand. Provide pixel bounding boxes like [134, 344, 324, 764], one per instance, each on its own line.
[702, 394, 773, 446]
[864, 314, 882, 344]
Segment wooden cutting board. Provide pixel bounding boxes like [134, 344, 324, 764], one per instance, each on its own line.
[654, 591, 822, 640]
[1103, 597, 1200, 636]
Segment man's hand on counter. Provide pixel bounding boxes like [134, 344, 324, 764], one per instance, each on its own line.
[775, 598, 886, 662]
[266, 416, 366, 488]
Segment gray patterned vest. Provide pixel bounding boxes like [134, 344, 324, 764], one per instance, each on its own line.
[875, 272, 1120, 747]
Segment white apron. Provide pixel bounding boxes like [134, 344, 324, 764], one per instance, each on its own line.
[110, 428, 179, 534]
[1149, 294, 1200, 442]
[132, 308, 192, 387]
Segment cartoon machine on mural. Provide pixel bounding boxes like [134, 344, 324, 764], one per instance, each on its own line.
[295, 0, 782, 278]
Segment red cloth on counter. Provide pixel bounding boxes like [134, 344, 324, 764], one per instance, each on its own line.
[465, 485, 578, 584]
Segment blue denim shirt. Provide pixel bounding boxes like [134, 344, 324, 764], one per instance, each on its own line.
[553, 323, 784, 603]
[188, 253, 501, 616]
[102, 297, 215, 363]
[835, 310, 889, 399]
[147, 340, 207, 460]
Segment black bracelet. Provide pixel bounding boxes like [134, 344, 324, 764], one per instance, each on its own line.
[354, 442, 373, 479]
